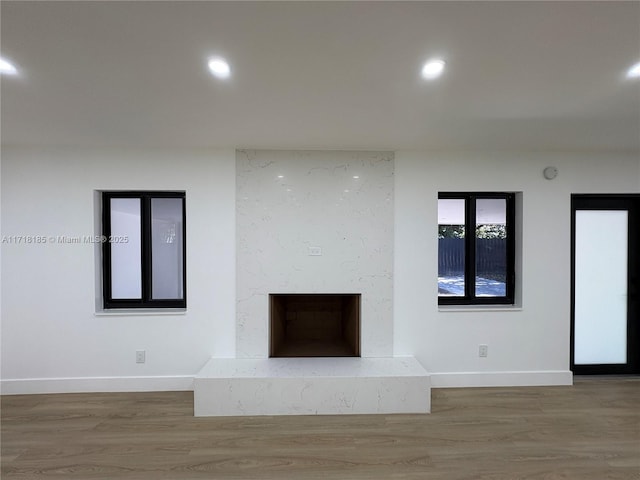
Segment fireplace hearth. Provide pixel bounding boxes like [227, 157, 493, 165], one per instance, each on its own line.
[269, 294, 360, 357]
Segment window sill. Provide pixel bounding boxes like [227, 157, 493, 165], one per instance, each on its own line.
[95, 309, 187, 317]
[438, 305, 522, 313]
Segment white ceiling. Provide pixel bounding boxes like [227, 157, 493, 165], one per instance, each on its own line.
[1, 1, 639, 152]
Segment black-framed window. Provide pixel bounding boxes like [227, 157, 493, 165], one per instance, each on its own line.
[438, 192, 515, 305]
[102, 191, 186, 309]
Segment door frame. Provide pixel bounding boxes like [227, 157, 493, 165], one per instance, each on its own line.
[570, 194, 639, 375]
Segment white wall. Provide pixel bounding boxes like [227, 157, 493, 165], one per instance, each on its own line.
[394, 151, 640, 387]
[1, 147, 236, 393]
[2, 147, 638, 393]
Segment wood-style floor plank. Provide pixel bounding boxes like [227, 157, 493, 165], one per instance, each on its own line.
[2, 377, 639, 479]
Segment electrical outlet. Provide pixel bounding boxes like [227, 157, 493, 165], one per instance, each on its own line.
[136, 350, 146, 364]
[308, 246, 322, 256]
[479, 345, 488, 357]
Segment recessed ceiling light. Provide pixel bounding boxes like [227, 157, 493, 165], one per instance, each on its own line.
[0, 57, 18, 75]
[421, 59, 445, 79]
[207, 57, 231, 79]
[352, 175, 360, 179]
[627, 62, 640, 79]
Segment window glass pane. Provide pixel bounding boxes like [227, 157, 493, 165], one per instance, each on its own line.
[574, 210, 627, 364]
[438, 199, 465, 297]
[110, 198, 142, 299]
[475, 198, 507, 297]
[151, 198, 184, 300]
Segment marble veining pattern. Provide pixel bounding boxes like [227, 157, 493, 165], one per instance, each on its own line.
[236, 150, 394, 358]
[194, 357, 430, 416]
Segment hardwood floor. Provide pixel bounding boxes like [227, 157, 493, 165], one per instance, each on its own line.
[2, 377, 638, 479]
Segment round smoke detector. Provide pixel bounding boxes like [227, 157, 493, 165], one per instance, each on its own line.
[543, 166, 558, 180]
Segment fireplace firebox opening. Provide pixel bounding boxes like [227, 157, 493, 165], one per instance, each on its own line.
[269, 294, 361, 357]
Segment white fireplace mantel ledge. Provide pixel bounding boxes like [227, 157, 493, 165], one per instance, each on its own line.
[196, 356, 428, 379]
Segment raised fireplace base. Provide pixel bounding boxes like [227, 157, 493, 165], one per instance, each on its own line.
[194, 357, 430, 416]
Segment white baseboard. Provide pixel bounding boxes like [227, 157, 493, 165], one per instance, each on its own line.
[1, 375, 194, 395]
[429, 370, 573, 388]
[1, 370, 573, 395]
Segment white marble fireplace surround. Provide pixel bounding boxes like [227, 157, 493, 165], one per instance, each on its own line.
[195, 150, 430, 416]
[236, 149, 395, 357]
